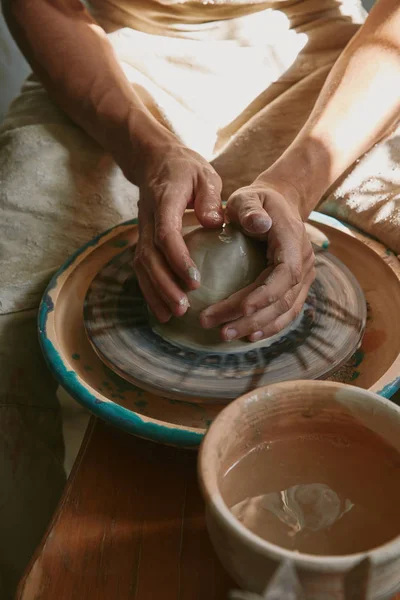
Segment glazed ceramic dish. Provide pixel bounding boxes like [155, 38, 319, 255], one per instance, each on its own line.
[83, 225, 366, 402]
[38, 212, 400, 447]
[198, 380, 400, 599]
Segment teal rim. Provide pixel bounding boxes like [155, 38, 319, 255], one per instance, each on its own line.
[37, 213, 400, 447]
[38, 217, 202, 448]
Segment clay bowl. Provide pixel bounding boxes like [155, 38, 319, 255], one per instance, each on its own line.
[199, 380, 400, 599]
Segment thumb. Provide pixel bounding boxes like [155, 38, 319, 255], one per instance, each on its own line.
[226, 188, 272, 236]
[194, 174, 224, 229]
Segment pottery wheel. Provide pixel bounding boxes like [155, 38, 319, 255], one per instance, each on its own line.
[83, 237, 366, 403]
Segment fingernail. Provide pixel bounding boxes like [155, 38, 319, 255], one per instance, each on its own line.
[188, 266, 201, 282]
[208, 210, 223, 223]
[225, 328, 237, 340]
[179, 296, 190, 308]
[250, 331, 264, 341]
[246, 214, 272, 234]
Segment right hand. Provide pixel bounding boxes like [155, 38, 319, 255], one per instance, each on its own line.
[133, 140, 223, 323]
[200, 178, 316, 342]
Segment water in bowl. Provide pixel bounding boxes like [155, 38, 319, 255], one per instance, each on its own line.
[221, 428, 400, 556]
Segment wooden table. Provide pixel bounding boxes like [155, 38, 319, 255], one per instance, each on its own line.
[17, 416, 400, 600]
[16, 417, 233, 600]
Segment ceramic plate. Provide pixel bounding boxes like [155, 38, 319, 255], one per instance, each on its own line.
[38, 212, 400, 447]
[83, 228, 366, 402]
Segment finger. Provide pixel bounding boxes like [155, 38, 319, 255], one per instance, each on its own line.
[221, 267, 315, 342]
[152, 188, 202, 290]
[194, 172, 224, 228]
[226, 188, 272, 236]
[135, 238, 190, 317]
[242, 248, 314, 316]
[245, 224, 311, 311]
[199, 284, 257, 330]
[248, 268, 316, 342]
[143, 248, 191, 317]
[134, 262, 172, 323]
[200, 266, 274, 329]
[305, 223, 329, 249]
[137, 198, 191, 313]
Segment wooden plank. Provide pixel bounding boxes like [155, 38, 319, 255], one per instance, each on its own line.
[16, 418, 232, 600]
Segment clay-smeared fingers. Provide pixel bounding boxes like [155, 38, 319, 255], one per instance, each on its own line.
[200, 284, 258, 330]
[134, 263, 172, 323]
[139, 246, 190, 317]
[248, 268, 315, 341]
[263, 226, 306, 299]
[225, 187, 272, 236]
[241, 222, 313, 316]
[242, 249, 314, 316]
[135, 208, 190, 317]
[153, 227, 201, 291]
[194, 172, 224, 229]
[200, 266, 274, 329]
[153, 199, 201, 291]
[221, 267, 315, 342]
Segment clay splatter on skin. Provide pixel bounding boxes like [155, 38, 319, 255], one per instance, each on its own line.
[72, 353, 80, 360]
[187, 265, 201, 282]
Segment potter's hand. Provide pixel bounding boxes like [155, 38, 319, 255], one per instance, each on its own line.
[200, 180, 315, 341]
[134, 142, 223, 323]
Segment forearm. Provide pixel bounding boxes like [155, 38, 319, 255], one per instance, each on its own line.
[3, 0, 175, 182]
[259, 0, 400, 218]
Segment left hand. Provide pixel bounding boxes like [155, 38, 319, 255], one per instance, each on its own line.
[199, 179, 316, 342]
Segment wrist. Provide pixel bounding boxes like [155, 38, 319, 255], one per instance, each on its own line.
[253, 173, 302, 217]
[257, 137, 331, 220]
[106, 101, 179, 185]
[129, 109, 180, 184]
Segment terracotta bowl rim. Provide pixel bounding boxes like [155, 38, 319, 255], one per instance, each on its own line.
[37, 218, 203, 448]
[198, 380, 400, 569]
